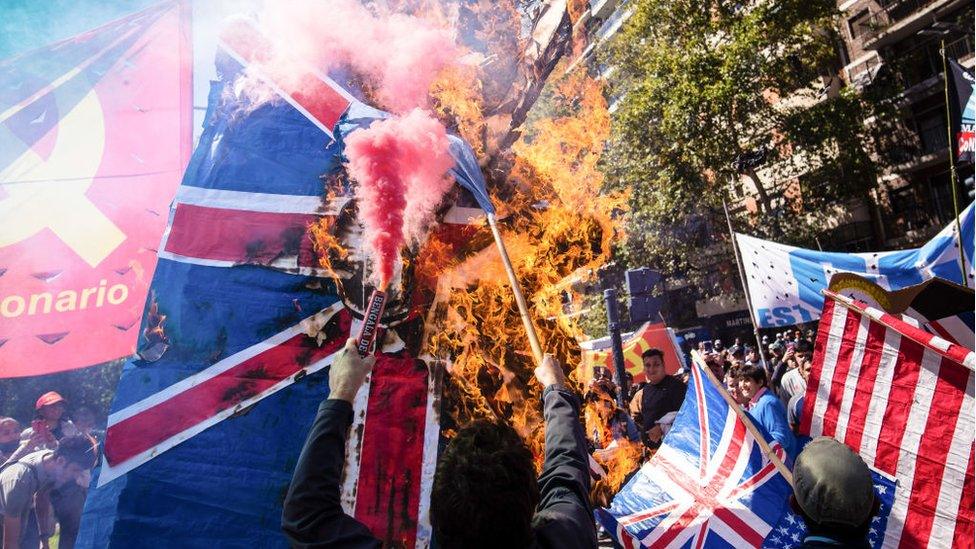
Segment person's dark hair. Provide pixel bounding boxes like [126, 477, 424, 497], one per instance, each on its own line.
[431, 420, 539, 548]
[54, 435, 98, 469]
[641, 348, 664, 361]
[738, 364, 768, 387]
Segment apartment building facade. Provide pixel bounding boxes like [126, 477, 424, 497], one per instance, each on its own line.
[840, 0, 974, 250]
[572, 0, 974, 341]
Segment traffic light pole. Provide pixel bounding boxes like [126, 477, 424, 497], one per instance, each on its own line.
[604, 288, 629, 408]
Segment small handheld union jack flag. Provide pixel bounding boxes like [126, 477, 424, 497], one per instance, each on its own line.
[596, 358, 792, 548]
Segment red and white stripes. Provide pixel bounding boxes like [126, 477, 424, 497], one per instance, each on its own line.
[802, 291, 975, 548]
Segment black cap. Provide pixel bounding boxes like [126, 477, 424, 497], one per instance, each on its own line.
[793, 438, 874, 527]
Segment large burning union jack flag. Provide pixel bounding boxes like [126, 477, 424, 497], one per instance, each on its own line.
[597, 360, 791, 548]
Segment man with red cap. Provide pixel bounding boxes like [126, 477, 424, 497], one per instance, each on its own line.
[13, 393, 77, 456]
[4, 392, 84, 549]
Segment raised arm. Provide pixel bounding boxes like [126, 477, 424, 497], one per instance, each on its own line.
[281, 339, 380, 549]
[532, 355, 597, 546]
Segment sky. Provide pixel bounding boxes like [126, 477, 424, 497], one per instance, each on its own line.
[0, 0, 259, 142]
[0, 0, 159, 59]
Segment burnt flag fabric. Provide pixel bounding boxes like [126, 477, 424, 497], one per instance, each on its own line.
[948, 58, 975, 164]
[801, 291, 975, 548]
[0, 2, 191, 377]
[76, 17, 483, 549]
[596, 357, 792, 548]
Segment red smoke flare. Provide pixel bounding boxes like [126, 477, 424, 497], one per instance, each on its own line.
[344, 108, 454, 287]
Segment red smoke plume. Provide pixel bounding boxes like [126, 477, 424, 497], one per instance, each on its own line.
[344, 109, 454, 288]
[254, 0, 463, 113]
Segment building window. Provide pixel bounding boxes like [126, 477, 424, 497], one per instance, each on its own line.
[887, 186, 929, 238]
[913, 105, 948, 156]
[847, 10, 872, 40]
[826, 221, 875, 252]
[927, 170, 958, 226]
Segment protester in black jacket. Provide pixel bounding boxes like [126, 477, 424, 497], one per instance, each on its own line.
[629, 349, 686, 448]
[282, 339, 596, 549]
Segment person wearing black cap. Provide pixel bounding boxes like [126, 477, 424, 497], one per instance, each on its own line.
[790, 437, 879, 548]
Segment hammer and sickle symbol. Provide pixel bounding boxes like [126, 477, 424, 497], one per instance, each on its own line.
[0, 90, 124, 267]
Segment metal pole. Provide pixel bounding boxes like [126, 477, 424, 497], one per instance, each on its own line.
[941, 40, 970, 288]
[723, 197, 771, 368]
[603, 288, 629, 408]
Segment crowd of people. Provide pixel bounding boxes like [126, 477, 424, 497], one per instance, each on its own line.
[282, 334, 881, 548]
[1, 328, 876, 549]
[0, 392, 101, 549]
[579, 329, 817, 467]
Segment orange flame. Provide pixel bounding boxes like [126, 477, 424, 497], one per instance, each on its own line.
[430, 64, 486, 156]
[143, 294, 167, 347]
[424, 62, 634, 490]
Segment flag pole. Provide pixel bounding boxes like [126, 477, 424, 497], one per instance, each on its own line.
[487, 213, 546, 366]
[692, 350, 794, 486]
[722, 197, 770, 368]
[942, 40, 970, 288]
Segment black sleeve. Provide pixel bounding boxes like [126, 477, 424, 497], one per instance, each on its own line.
[671, 378, 688, 411]
[771, 361, 788, 399]
[533, 386, 597, 548]
[282, 399, 380, 549]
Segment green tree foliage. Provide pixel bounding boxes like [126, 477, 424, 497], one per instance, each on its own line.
[0, 361, 123, 426]
[602, 0, 887, 288]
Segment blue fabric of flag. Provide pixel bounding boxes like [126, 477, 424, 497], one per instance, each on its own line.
[738, 203, 974, 328]
[596, 360, 792, 548]
[77, 44, 343, 549]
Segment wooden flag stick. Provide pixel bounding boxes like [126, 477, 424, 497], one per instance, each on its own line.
[487, 212, 546, 367]
[691, 350, 794, 487]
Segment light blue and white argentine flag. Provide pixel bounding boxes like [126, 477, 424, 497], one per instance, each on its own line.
[735, 203, 974, 328]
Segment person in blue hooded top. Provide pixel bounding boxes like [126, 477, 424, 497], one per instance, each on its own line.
[737, 363, 797, 461]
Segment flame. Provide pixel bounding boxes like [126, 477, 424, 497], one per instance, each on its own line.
[143, 294, 167, 347]
[424, 61, 634, 489]
[566, 0, 589, 25]
[308, 186, 349, 281]
[301, 2, 636, 496]
[430, 64, 486, 156]
[309, 214, 347, 280]
[583, 389, 646, 506]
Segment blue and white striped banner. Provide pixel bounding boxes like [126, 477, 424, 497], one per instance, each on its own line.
[735, 203, 974, 328]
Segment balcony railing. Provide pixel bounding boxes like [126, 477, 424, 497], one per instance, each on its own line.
[883, 36, 974, 93]
[860, 0, 938, 42]
[917, 120, 948, 155]
[946, 34, 975, 61]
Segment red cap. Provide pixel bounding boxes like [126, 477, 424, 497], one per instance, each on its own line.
[35, 391, 66, 410]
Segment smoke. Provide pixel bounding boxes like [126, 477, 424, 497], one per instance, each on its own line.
[228, 1, 470, 286]
[344, 109, 454, 287]
[247, 0, 463, 113]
